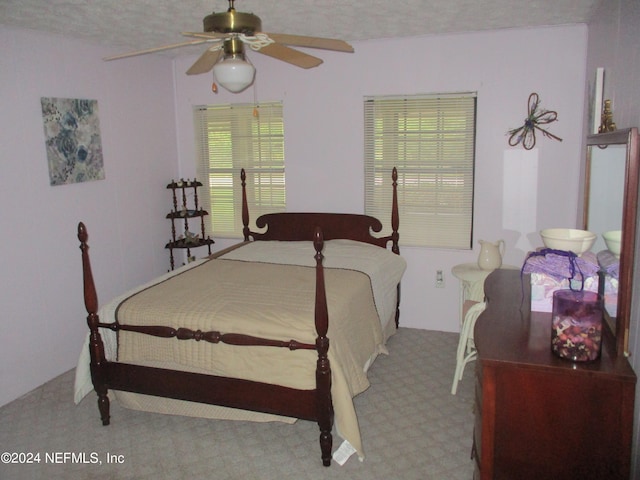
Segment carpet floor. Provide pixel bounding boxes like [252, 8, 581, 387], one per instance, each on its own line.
[0, 327, 475, 480]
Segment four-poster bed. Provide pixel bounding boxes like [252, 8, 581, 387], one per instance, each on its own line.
[75, 168, 403, 466]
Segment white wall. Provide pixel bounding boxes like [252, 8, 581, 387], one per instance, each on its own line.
[0, 27, 178, 406]
[174, 25, 588, 332]
[584, 0, 640, 476]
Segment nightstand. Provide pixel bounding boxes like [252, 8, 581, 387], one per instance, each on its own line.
[451, 263, 517, 326]
[450, 262, 518, 395]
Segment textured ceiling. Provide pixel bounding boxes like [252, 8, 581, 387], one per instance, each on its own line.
[0, 0, 600, 57]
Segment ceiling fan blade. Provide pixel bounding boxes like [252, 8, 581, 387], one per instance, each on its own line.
[186, 49, 223, 75]
[257, 43, 323, 69]
[104, 39, 211, 61]
[265, 33, 354, 53]
[182, 31, 227, 40]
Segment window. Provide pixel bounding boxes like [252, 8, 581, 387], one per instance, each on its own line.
[194, 102, 285, 238]
[364, 93, 476, 249]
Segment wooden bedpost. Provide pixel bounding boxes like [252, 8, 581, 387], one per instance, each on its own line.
[313, 227, 333, 466]
[241, 169, 250, 241]
[390, 168, 401, 327]
[77, 222, 111, 426]
[391, 167, 400, 255]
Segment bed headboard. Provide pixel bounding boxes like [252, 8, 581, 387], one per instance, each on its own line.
[241, 168, 400, 254]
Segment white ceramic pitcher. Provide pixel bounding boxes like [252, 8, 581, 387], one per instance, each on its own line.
[477, 239, 505, 270]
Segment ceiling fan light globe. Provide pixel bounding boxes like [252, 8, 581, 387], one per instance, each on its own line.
[213, 57, 255, 93]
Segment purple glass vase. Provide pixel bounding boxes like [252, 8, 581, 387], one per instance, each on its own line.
[551, 290, 603, 362]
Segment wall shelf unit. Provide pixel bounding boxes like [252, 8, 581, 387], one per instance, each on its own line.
[166, 179, 214, 270]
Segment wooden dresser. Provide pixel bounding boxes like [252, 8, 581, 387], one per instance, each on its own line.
[473, 269, 636, 480]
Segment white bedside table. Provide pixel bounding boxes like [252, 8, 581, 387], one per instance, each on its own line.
[450, 262, 519, 394]
[451, 263, 518, 326]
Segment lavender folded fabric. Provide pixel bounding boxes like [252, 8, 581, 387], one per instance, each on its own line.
[597, 250, 619, 279]
[522, 249, 600, 281]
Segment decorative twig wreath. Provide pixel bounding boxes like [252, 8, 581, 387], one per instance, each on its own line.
[508, 93, 562, 150]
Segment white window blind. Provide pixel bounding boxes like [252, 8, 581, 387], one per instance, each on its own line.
[364, 93, 476, 248]
[194, 102, 285, 238]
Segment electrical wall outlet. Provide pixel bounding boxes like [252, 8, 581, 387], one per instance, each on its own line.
[435, 269, 445, 288]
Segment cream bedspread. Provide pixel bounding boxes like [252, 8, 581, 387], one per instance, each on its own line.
[75, 240, 406, 460]
[219, 240, 402, 333]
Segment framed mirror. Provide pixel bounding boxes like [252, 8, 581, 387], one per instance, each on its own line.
[584, 127, 639, 355]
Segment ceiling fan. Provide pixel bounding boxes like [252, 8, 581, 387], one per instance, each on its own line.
[104, 0, 354, 93]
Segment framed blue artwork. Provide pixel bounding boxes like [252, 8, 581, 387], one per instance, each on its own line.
[41, 97, 105, 186]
